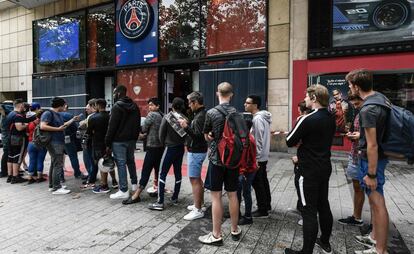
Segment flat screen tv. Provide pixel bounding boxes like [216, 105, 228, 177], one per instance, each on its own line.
[38, 21, 80, 63]
[308, 0, 414, 58]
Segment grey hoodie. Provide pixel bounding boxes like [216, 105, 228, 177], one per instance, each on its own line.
[252, 110, 272, 162]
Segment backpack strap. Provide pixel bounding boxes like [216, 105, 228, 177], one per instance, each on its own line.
[215, 105, 228, 118]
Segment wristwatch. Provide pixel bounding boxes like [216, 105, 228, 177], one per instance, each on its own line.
[366, 172, 377, 179]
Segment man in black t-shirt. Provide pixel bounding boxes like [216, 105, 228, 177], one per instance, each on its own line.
[346, 69, 389, 254]
[87, 99, 118, 194]
[7, 99, 29, 184]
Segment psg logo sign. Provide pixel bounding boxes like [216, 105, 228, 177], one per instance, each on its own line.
[119, 0, 152, 40]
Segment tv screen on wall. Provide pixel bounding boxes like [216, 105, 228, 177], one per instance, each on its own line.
[332, 0, 414, 47]
[38, 21, 80, 63]
[308, 0, 414, 58]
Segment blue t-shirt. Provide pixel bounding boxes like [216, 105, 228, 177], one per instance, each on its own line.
[41, 110, 65, 144]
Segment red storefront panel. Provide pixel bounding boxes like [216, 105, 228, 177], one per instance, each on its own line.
[117, 68, 158, 117]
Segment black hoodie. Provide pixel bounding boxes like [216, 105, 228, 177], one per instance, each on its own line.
[105, 97, 141, 147]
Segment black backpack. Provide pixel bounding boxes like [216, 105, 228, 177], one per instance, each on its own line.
[33, 110, 54, 148]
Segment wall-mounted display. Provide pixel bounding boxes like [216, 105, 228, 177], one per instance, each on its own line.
[333, 0, 414, 47]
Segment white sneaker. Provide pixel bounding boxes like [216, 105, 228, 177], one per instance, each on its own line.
[49, 185, 67, 192]
[354, 247, 380, 254]
[131, 184, 138, 192]
[52, 187, 71, 195]
[297, 219, 303, 226]
[110, 190, 130, 199]
[187, 204, 207, 212]
[184, 209, 205, 221]
[355, 234, 376, 248]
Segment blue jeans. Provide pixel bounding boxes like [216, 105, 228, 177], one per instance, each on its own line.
[237, 172, 256, 218]
[64, 141, 81, 177]
[158, 145, 185, 204]
[112, 141, 138, 192]
[83, 148, 95, 182]
[28, 142, 47, 175]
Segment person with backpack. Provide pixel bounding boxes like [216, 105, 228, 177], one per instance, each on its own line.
[106, 85, 141, 200]
[6, 99, 30, 184]
[123, 97, 164, 205]
[338, 93, 366, 228]
[40, 97, 80, 195]
[148, 97, 187, 211]
[285, 84, 336, 254]
[178, 92, 208, 220]
[27, 110, 47, 184]
[198, 82, 242, 245]
[346, 69, 390, 254]
[245, 94, 272, 219]
[86, 99, 118, 194]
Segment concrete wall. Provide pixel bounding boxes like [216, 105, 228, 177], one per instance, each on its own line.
[0, 0, 110, 102]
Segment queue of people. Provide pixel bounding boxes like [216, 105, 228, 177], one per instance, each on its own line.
[0, 70, 394, 253]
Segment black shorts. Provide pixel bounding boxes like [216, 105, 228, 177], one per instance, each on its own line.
[209, 163, 239, 192]
[8, 140, 27, 164]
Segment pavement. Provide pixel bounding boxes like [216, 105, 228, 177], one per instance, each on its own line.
[0, 150, 413, 254]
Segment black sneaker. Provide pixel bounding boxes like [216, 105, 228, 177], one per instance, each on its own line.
[6, 176, 12, 183]
[315, 238, 333, 254]
[251, 210, 269, 218]
[11, 176, 28, 184]
[284, 248, 302, 254]
[238, 216, 253, 225]
[231, 226, 242, 241]
[338, 216, 363, 227]
[148, 202, 164, 211]
[36, 177, 46, 183]
[27, 178, 36, 185]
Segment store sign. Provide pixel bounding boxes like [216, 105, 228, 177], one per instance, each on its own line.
[119, 0, 151, 40]
[116, 0, 158, 66]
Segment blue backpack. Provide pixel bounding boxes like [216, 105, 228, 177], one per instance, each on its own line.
[363, 93, 414, 164]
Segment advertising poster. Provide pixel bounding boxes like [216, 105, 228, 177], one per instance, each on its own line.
[311, 74, 354, 146]
[116, 0, 158, 66]
[332, 0, 414, 47]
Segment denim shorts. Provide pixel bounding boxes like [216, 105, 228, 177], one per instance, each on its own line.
[359, 158, 388, 196]
[187, 152, 207, 178]
[346, 155, 360, 180]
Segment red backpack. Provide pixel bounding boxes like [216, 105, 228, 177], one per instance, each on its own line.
[216, 106, 257, 170]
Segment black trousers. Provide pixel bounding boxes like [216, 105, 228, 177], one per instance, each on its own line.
[138, 146, 164, 189]
[296, 174, 333, 254]
[1, 147, 9, 177]
[252, 161, 271, 212]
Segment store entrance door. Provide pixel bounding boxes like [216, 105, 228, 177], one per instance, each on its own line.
[86, 71, 115, 110]
[162, 65, 199, 113]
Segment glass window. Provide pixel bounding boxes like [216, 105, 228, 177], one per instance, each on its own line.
[33, 11, 86, 73]
[87, 4, 115, 68]
[374, 73, 414, 114]
[117, 68, 158, 116]
[159, 0, 200, 60]
[205, 0, 266, 56]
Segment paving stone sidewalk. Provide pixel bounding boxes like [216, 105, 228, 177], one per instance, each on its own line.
[0, 152, 413, 254]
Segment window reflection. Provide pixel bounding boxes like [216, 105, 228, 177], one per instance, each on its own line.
[206, 0, 266, 56]
[159, 0, 200, 60]
[88, 4, 115, 68]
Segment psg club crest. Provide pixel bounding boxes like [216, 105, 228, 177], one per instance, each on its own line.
[119, 0, 152, 40]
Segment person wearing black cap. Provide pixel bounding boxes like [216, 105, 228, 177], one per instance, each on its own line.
[40, 97, 80, 195]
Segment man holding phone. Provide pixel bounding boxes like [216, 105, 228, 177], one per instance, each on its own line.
[41, 97, 80, 195]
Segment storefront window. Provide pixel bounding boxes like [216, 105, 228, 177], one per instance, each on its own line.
[206, 0, 266, 56]
[159, 0, 200, 60]
[117, 68, 158, 116]
[87, 4, 115, 68]
[374, 73, 414, 113]
[199, 58, 266, 111]
[33, 11, 86, 73]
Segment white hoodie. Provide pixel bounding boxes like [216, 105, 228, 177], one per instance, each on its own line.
[252, 110, 272, 162]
